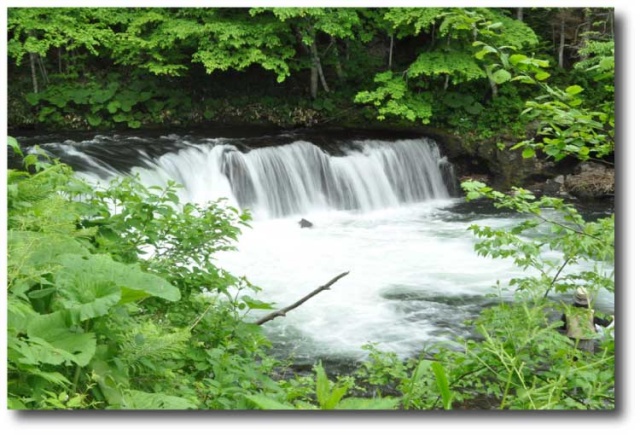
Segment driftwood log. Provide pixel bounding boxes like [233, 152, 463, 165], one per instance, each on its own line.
[253, 271, 350, 326]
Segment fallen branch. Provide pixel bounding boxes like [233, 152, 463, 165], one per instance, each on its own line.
[253, 271, 350, 326]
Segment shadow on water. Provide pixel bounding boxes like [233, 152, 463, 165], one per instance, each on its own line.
[436, 195, 613, 223]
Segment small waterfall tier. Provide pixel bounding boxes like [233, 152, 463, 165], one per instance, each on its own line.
[131, 138, 456, 218]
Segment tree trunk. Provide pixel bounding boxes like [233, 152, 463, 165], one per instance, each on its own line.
[37, 54, 49, 85]
[579, 10, 592, 61]
[517, 8, 523, 21]
[310, 39, 330, 94]
[609, 10, 614, 38]
[310, 62, 318, 99]
[331, 37, 345, 80]
[29, 52, 39, 94]
[485, 65, 498, 99]
[388, 34, 394, 69]
[430, 25, 437, 49]
[558, 15, 566, 69]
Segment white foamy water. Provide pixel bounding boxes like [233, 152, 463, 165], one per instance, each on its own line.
[215, 201, 523, 361]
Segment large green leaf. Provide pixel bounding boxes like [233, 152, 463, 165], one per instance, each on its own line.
[58, 280, 122, 322]
[25, 311, 97, 367]
[405, 359, 431, 400]
[57, 254, 180, 303]
[334, 397, 400, 410]
[8, 298, 38, 334]
[431, 361, 453, 410]
[492, 69, 512, 85]
[565, 85, 584, 95]
[315, 363, 331, 407]
[8, 231, 90, 273]
[119, 390, 197, 410]
[90, 358, 128, 406]
[245, 394, 296, 410]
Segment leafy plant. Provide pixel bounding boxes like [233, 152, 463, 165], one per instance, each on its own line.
[246, 360, 400, 410]
[514, 83, 614, 161]
[7, 137, 283, 410]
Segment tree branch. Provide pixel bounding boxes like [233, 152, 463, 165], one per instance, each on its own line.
[534, 213, 604, 243]
[544, 256, 573, 299]
[254, 271, 350, 325]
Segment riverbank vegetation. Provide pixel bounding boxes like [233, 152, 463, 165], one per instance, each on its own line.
[7, 7, 615, 410]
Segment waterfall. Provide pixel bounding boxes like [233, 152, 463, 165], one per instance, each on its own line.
[120, 138, 455, 219]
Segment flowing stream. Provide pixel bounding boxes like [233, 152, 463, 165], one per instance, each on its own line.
[17, 130, 615, 364]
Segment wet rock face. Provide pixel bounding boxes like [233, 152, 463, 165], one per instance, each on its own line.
[434, 130, 614, 201]
[564, 162, 615, 199]
[421, 128, 561, 192]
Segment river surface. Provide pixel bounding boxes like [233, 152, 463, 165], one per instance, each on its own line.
[13, 129, 615, 365]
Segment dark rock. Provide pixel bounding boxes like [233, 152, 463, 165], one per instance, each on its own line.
[298, 218, 313, 228]
[420, 127, 563, 192]
[565, 162, 615, 199]
[542, 175, 569, 197]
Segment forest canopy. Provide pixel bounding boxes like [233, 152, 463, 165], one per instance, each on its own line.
[8, 7, 614, 140]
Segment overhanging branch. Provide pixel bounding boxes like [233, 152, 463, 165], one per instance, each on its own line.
[254, 271, 350, 326]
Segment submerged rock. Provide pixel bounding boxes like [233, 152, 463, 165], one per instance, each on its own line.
[298, 218, 313, 228]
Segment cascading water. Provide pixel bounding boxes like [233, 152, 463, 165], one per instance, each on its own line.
[18, 132, 614, 363]
[115, 138, 456, 219]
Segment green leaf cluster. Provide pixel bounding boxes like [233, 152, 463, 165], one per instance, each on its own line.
[6, 138, 280, 409]
[355, 71, 433, 124]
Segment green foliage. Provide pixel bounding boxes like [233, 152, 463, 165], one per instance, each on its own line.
[479, 42, 615, 162]
[6, 137, 283, 410]
[447, 48, 615, 407]
[408, 51, 485, 84]
[22, 71, 190, 129]
[354, 71, 433, 124]
[431, 361, 453, 410]
[247, 360, 400, 410]
[575, 40, 614, 81]
[262, 7, 363, 41]
[120, 390, 197, 410]
[352, 344, 457, 410]
[188, 11, 295, 82]
[462, 181, 614, 298]
[514, 83, 614, 161]
[383, 8, 444, 38]
[7, 6, 614, 136]
[355, 8, 539, 128]
[437, 294, 614, 410]
[314, 362, 349, 409]
[245, 394, 296, 410]
[8, 8, 120, 65]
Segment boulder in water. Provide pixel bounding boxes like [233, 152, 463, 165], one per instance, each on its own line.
[298, 218, 313, 229]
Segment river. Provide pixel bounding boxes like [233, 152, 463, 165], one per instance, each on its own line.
[13, 128, 615, 366]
